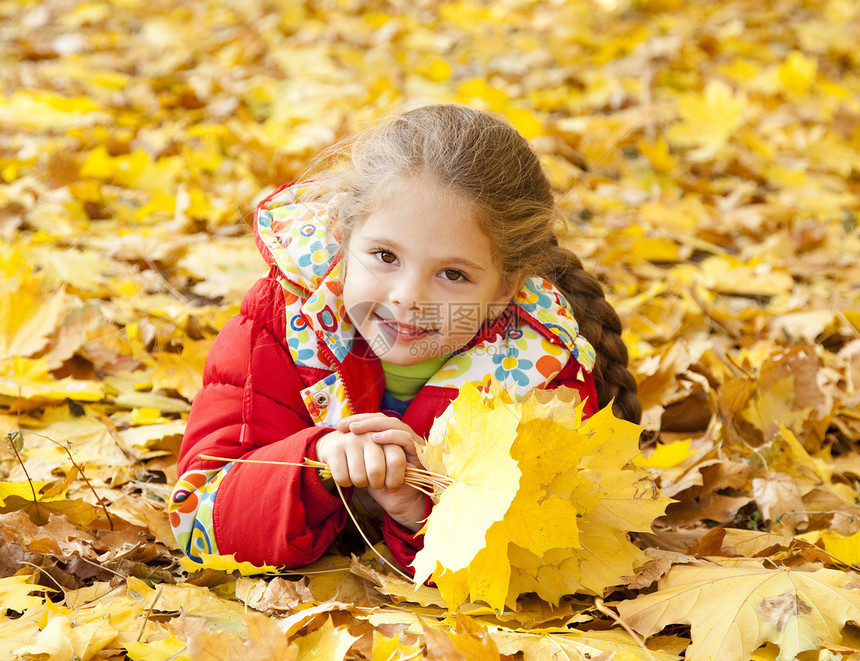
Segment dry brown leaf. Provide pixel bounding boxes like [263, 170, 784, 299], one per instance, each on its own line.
[188, 612, 298, 661]
[236, 577, 314, 613]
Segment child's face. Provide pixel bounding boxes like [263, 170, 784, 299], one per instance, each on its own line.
[342, 178, 516, 366]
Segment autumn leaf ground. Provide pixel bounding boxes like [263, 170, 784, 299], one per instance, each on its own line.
[1, 0, 860, 659]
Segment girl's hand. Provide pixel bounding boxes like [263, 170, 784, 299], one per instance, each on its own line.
[334, 413, 424, 464]
[315, 429, 408, 491]
[332, 414, 428, 531]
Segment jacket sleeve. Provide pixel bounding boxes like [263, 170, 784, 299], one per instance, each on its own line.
[168, 275, 348, 568]
[381, 498, 433, 576]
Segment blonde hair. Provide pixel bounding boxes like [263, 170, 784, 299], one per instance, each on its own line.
[329, 104, 640, 423]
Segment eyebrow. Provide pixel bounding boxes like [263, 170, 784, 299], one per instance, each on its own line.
[363, 236, 490, 273]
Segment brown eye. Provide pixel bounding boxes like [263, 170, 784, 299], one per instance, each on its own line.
[444, 269, 465, 281]
[375, 250, 397, 264]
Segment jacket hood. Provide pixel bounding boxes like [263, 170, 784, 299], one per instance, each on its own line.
[253, 183, 596, 374]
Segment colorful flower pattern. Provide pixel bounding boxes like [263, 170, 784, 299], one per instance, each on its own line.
[301, 373, 353, 426]
[169, 464, 231, 563]
[282, 287, 329, 370]
[257, 194, 340, 292]
[300, 261, 355, 363]
[427, 326, 569, 398]
[514, 278, 595, 372]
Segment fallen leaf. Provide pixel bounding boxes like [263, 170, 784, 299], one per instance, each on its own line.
[236, 576, 314, 613]
[188, 612, 298, 661]
[617, 565, 860, 661]
[411, 381, 522, 588]
[0, 574, 52, 613]
[293, 617, 361, 660]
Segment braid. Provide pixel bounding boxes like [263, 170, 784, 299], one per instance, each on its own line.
[544, 241, 642, 424]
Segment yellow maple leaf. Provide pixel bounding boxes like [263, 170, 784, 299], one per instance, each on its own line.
[127, 577, 249, 637]
[493, 627, 679, 661]
[778, 51, 817, 97]
[0, 575, 52, 614]
[187, 612, 298, 660]
[0, 90, 108, 130]
[0, 357, 104, 402]
[0, 607, 42, 659]
[797, 529, 860, 565]
[421, 615, 502, 660]
[179, 552, 279, 577]
[0, 260, 68, 361]
[457, 78, 544, 139]
[617, 565, 860, 661]
[414, 382, 668, 610]
[371, 630, 422, 661]
[24, 246, 115, 293]
[16, 611, 120, 661]
[293, 618, 360, 661]
[412, 382, 521, 587]
[125, 633, 190, 661]
[667, 80, 748, 161]
[150, 338, 212, 401]
[508, 518, 648, 604]
[634, 439, 695, 469]
[0, 480, 68, 507]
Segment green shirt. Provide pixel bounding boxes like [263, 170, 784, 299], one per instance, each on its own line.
[380, 355, 450, 415]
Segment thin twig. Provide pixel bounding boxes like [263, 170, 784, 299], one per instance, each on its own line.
[70, 554, 130, 582]
[198, 454, 451, 494]
[333, 482, 414, 582]
[199, 455, 310, 467]
[18, 560, 71, 609]
[593, 598, 656, 661]
[5, 430, 38, 504]
[22, 430, 115, 530]
[137, 586, 164, 642]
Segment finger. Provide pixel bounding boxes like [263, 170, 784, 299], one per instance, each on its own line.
[334, 418, 351, 432]
[326, 450, 352, 488]
[371, 429, 419, 465]
[381, 444, 407, 490]
[363, 442, 388, 490]
[345, 415, 406, 435]
[345, 444, 369, 488]
[337, 413, 389, 430]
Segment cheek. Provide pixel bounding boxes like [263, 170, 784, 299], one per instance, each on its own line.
[437, 298, 486, 338]
[342, 268, 380, 320]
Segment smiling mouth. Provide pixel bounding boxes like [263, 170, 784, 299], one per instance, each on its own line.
[374, 314, 436, 341]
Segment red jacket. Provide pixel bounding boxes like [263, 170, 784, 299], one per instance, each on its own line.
[169, 184, 599, 572]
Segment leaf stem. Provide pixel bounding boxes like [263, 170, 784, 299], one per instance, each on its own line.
[198, 454, 452, 494]
[24, 430, 115, 531]
[592, 598, 656, 661]
[333, 481, 414, 583]
[200, 452, 432, 582]
[137, 585, 164, 642]
[5, 430, 38, 504]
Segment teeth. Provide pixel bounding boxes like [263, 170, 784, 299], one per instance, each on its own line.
[377, 316, 431, 335]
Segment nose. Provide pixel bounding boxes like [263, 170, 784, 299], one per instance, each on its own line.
[387, 269, 425, 310]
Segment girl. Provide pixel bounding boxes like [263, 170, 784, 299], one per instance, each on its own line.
[169, 104, 640, 572]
